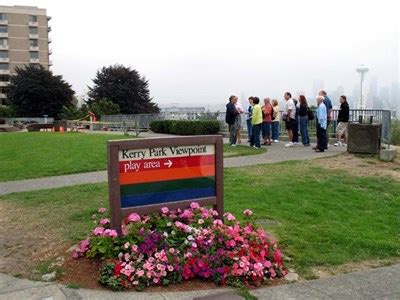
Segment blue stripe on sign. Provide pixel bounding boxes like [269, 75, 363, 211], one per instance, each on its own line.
[120, 187, 216, 208]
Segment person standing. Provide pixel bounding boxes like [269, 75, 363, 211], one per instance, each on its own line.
[298, 95, 310, 146]
[334, 95, 350, 147]
[283, 92, 296, 147]
[250, 97, 263, 148]
[271, 99, 280, 142]
[319, 90, 332, 149]
[235, 100, 244, 144]
[261, 97, 273, 145]
[245, 97, 254, 142]
[292, 99, 300, 144]
[315, 95, 327, 152]
[226, 95, 239, 146]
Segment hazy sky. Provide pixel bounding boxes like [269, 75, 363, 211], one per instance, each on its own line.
[3, 0, 400, 107]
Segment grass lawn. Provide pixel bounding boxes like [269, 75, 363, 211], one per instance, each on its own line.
[0, 133, 265, 182]
[1, 160, 399, 278]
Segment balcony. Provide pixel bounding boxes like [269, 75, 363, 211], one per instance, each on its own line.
[48, 37, 52, 43]
[0, 20, 8, 25]
[30, 46, 39, 51]
[29, 21, 38, 27]
[49, 60, 53, 66]
[0, 69, 10, 75]
[49, 49, 52, 55]
[0, 58, 9, 63]
[0, 45, 8, 50]
[29, 34, 39, 39]
[47, 26, 52, 32]
[0, 33, 8, 38]
[0, 93, 7, 99]
[30, 58, 40, 63]
[0, 81, 9, 87]
[47, 16, 52, 21]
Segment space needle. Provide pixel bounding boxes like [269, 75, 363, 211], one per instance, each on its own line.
[356, 64, 369, 109]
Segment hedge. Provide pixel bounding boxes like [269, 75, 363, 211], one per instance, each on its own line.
[150, 120, 220, 135]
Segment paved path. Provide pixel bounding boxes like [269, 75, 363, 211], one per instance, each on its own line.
[1, 264, 399, 299]
[0, 141, 345, 196]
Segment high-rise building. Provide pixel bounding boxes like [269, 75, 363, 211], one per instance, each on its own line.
[0, 5, 51, 105]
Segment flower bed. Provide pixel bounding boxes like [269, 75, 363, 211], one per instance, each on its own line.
[73, 203, 286, 291]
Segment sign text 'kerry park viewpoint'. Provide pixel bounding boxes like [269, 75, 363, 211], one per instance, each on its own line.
[107, 136, 224, 233]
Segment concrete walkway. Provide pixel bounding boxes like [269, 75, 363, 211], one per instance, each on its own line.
[0, 141, 345, 196]
[1, 264, 399, 299]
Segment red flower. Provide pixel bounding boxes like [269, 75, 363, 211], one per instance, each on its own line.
[114, 263, 123, 276]
[274, 249, 282, 265]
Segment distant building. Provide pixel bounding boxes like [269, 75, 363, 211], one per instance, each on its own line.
[161, 106, 206, 113]
[0, 5, 52, 105]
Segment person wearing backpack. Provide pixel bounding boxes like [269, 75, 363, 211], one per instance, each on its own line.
[298, 95, 311, 146]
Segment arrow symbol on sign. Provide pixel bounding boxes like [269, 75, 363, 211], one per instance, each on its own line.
[164, 159, 172, 168]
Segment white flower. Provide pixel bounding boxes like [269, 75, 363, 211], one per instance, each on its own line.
[171, 230, 176, 235]
[187, 235, 194, 241]
[167, 222, 172, 227]
[163, 232, 168, 237]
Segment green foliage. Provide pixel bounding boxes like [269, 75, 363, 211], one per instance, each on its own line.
[99, 263, 124, 291]
[60, 104, 89, 120]
[0, 106, 16, 118]
[7, 65, 75, 119]
[88, 99, 120, 119]
[390, 119, 400, 146]
[87, 64, 159, 114]
[150, 120, 220, 135]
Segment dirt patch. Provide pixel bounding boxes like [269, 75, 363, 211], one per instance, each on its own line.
[312, 151, 400, 181]
[0, 201, 66, 278]
[312, 258, 400, 279]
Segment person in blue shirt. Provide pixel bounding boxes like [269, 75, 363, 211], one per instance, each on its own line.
[319, 90, 332, 149]
[315, 95, 327, 152]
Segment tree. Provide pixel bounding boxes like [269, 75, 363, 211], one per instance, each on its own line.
[7, 65, 75, 119]
[87, 64, 159, 114]
[89, 99, 120, 119]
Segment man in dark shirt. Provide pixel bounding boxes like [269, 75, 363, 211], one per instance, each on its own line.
[334, 95, 350, 147]
[226, 95, 239, 146]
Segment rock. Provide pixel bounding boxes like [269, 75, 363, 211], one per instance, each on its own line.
[66, 244, 78, 253]
[284, 272, 299, 282]
[283, 255, 293, 262]
[41, 271, 56, 282]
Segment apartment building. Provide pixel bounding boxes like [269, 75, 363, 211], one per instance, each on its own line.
[0, 5, 51, 105]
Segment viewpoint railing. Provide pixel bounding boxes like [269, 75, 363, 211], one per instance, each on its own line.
[101, 109, 392, 141]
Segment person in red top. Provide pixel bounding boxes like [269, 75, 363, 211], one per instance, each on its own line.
[261, 97, 273, 145]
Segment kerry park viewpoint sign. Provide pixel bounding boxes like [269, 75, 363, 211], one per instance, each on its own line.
[107, 136, 224, 233]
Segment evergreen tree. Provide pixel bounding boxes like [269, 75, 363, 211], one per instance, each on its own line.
[7, 65, 75, 119]
[87, 64, 159, 114]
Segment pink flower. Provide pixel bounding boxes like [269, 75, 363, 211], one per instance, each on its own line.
[224, 212, 236, 221]
[136, 269, 144, 277]
[104, 229, 118, 238]
[99, 218, 110, 225]
[92, 226, 104, 236]
[190, 202, 200, 209]
[131, 245, 138, 252]
[167, 265, 174, 272]
[213, 219, 223, 226]
[274, 249, 282, 265]
[243, 209, 253, 217]
[169, 248, 175, 254]
[161, 207, 169, 214]
[127, 213, 141, 223]
[98, 207, 106, 214]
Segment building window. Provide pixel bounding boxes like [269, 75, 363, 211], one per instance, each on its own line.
[29, 27, 38, 34]
[30, 39, 38, 47]
[0, 13, 8, 21]
[0, 75, 9, 82]
[29, 15, 38, 22]
[0, 51, 8, 58]
[0, 25, 7, 33]
[30, 52, 39, 59]
[0, 63, 9, 70]
[0, 38, 7, 46]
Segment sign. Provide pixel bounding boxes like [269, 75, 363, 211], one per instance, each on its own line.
[107, 136, 224, 234]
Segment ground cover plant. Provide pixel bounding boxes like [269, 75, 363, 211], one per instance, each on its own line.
[72, 204, 286, 291]
[0, 133, 265, 181]
[0, 158, 399, 282]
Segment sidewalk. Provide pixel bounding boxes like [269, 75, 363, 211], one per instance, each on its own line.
[0, 142, 345, 196]
[1, 264, 399, 299]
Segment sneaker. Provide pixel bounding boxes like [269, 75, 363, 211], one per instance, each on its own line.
[293, 142, 299, 145]
[334, 142, 342, 147]
[273, 140, 279, 143]
[230, 144, 237, 147]
[253, 145, 260, 148]
[342, 143, 347, 147]
[285, 142, 294, 147]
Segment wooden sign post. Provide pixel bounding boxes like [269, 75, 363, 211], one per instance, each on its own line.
[107, 135, 224, 234]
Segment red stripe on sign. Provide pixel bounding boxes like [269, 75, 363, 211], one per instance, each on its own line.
[119, 154, 215, 174]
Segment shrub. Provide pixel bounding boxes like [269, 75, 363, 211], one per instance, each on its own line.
[391, 119, 400, 146]
[0, 106, 16, 118]
[150, 120, 220, 135]
[73, 204, 286, 291]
